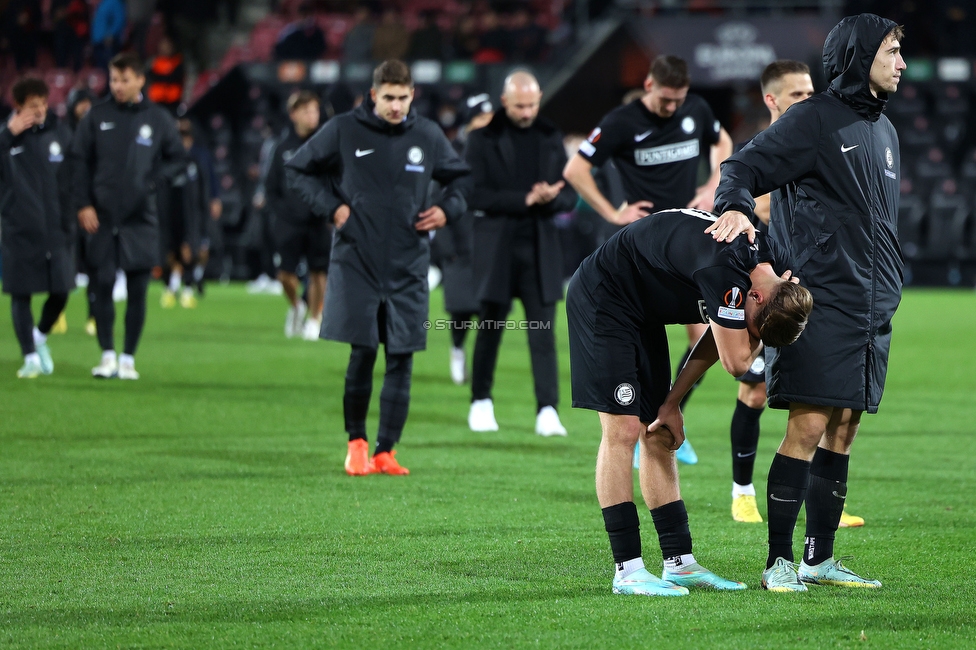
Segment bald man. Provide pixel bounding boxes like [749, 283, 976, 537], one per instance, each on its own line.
[465, 71, 577, 436]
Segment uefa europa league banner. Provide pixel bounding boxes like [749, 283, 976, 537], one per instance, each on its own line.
[628, 16, 837, 85]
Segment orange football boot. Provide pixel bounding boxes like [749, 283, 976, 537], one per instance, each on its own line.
[370, 450, 410, 475]
[345, 439, 372, 476]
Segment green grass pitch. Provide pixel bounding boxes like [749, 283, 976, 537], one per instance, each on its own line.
[0, 285, 974, 648]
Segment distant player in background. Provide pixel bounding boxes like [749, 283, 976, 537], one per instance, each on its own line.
[265, 90, 329, 340]
[0, 78, 74, 378]
[160, 120, 210, 309]
[71, 52, 185, 380]
[435, 93, 493, 385]
[564, 55, 733, 464]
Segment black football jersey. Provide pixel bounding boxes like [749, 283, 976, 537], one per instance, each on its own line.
[578, 96, 720, 209]
[575, 208, 789, 329]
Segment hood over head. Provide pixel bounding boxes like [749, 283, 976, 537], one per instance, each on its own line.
[822, 13, 898, 122]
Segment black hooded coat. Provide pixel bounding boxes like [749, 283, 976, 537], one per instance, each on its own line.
[713, 13, 902, 413]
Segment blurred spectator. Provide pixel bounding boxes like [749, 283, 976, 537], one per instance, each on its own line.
[474, 10, 510, 63]
[510, 7, 545, 61]
[216, 0, 239, 26]
[371, 8, 408, 61]
[52, 0, 89, 71]
[342, 5, 375, 62]
[2, 0, 41, 70]
[172, 0, 216, 72]
[127, 0, 157, 58]
[452, 14, 480, 60]
[407, 10, 444, 60]
[147, 35, 186, 115]
[274, 2, 326, 60]
[91, 0, 126, 70]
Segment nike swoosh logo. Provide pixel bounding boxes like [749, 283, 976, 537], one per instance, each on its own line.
[736, 451, 756, 458]
[841, 144, 859, 153]
[100, 122, 115, 131]
[832, 491, 846, 500]
[10, 146, 24, 155]
[769, 494, 799, 503]
[355, 148, 374, 157]
[634, 130, 653, 142]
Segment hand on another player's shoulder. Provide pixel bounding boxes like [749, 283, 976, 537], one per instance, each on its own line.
[706, 210, 756, 243]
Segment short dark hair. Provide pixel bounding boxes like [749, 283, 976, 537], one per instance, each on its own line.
[760, 60, 811, 94]
[372, 60, 412, 89]
[888, 25, 905, 42]
[287, 90, 320, 113]
[110, 52, 144, 76]
[12, 77, 49, 106]
[756, 281, 814, 348]
[649, 55, 690, 89]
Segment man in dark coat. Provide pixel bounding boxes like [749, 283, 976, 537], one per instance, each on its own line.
[709, 14, 906, 591]
[65, 87, 97, 336]
[464, 71, 577, 436]
[0, 78, 74, 378]
[286, 60, 469, 477]
[434, 93, 494, 385]
[71, 52, 185, 380]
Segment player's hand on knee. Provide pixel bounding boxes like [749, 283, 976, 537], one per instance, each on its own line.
[706, 210, 756, 243]
[647, 405, 685, 451]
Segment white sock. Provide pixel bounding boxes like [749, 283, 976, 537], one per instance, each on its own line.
[33, 327, 47, 346]
[102, 350, 117, 365]
[25, 352, 41, 366]
[732, 482, 756, 498]
[615, 557, 645, 580]
[119, 353, 135, 368]
[663, 553, 697, 571]
[168, 271, 181, 293]
[193, 265, 204, 282]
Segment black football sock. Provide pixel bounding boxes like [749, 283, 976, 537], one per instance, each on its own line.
[650, 500, 693, 564]
[731, 400, 764, 486]
[803, 448, 849, 566]
[676, 346, 705, 411]
[344, 346, 377, 442]
[766, 453, 810, 568]
[602, 501, 642, 565]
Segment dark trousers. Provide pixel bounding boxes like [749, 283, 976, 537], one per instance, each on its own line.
[10, 293, 68, 355]
[471, 236, 558, 411]
[93, 270, 151, 355]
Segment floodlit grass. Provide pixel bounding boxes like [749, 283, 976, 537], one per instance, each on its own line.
[1, 285, 974, 648]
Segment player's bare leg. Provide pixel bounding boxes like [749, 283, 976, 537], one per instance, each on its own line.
[278, 271, 305, 338]
[302, 271, 327, 340]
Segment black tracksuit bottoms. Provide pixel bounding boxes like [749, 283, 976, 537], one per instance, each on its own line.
[471, 235, 558, 411]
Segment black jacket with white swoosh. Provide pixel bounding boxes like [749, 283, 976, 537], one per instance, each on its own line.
[69, 96, 185, 276]
[713, 13, 902, 413]
[0, 115, 75, 295]
[285, 100, 470, 353]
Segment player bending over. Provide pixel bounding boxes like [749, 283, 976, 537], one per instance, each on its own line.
[566, 208, 812, 596]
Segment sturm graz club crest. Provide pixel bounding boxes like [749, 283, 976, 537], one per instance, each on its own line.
[614, 383, 635, 406]
[885, 147, 893, 169]
[407, 146, 424, 164]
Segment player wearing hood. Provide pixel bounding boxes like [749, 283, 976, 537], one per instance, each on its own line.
[709, 14, 906, 591]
